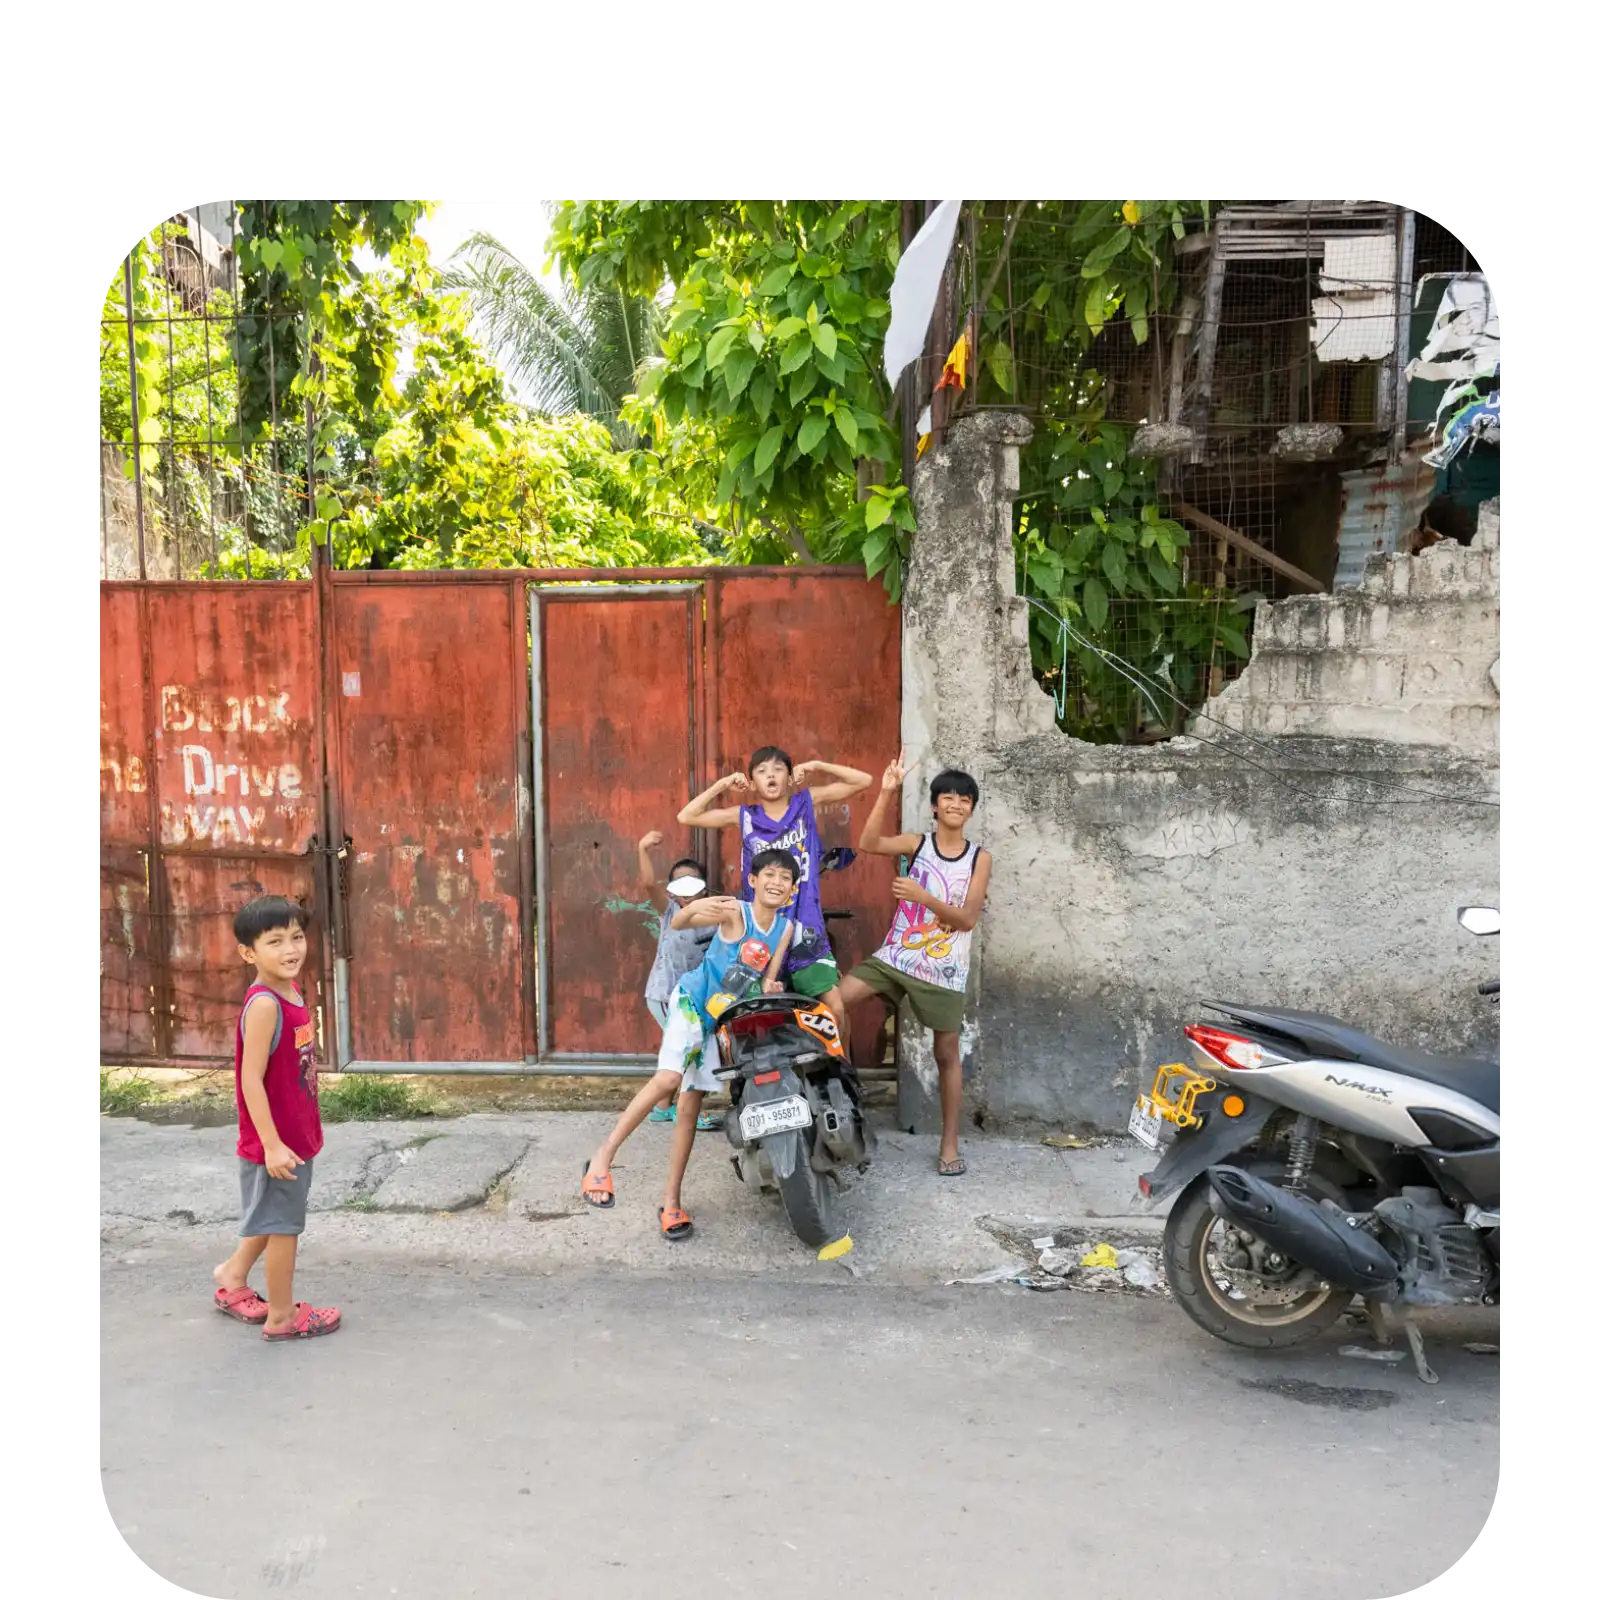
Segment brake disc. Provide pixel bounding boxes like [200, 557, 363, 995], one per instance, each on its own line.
[1206, 1223, 1326, 1307]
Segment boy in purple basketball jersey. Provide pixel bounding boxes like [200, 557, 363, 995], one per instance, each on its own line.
[679, 745, 870, 1037]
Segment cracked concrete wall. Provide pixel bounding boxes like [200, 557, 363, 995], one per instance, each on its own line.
[1200, 501, 1500, 756]
[897, 414, 1500, 1136]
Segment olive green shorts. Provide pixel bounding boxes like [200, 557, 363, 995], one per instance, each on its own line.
[848, 956, 967, 1034]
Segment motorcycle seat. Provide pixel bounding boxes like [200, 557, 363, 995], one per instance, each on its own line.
[1207, 1003, 1499, 1116]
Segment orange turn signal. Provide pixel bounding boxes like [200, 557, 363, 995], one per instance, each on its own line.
[1222, 1095, 1246, 1117]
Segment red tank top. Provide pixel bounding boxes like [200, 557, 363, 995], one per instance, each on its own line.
[234, 983, 324, 1163]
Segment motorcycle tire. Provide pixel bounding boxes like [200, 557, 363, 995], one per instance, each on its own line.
[776, 1132, 837, 1247]
[1164, 1163, 1355, 1351]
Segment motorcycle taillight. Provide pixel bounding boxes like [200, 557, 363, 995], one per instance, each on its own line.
[1184, 1023, 1284, 1070]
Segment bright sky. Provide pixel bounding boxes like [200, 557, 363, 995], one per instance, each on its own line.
[415, 200, 563, 287]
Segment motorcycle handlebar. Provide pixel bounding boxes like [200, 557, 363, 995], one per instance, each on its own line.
[1477, 980, 1500, 996]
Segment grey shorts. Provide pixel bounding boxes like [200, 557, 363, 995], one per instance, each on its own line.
[239, 1156, 313, 1237]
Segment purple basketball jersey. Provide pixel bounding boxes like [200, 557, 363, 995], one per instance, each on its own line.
[738, 789, 830, 966]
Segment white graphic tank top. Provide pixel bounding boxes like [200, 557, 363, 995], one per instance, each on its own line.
[875, 835, 982, 993]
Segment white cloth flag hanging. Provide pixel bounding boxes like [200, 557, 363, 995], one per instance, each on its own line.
[882, 200, 963, 390]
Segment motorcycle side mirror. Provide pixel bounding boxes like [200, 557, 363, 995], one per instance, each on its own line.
[1457, 906, 1500, 937]
[820, 847, 856, 873]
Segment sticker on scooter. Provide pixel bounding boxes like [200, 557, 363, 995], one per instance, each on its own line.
[795, 1009, 844, 1054]
[1325, 1073, 1393, 1099]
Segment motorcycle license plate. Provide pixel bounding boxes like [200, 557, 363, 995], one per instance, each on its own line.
[740, 1095, 812, 1141]
[1127, 1099, 1165, 1151]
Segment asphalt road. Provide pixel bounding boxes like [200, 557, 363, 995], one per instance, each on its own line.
[101, 1253, 1497, 1600]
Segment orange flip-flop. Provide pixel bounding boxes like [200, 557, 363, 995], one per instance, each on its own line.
[659, 1206, 693, 1240]
[581, 1161, 615, 1208]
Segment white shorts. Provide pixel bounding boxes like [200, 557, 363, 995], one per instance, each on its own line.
[645, 996, 670, 1029]
[659, 989, 722, 1094]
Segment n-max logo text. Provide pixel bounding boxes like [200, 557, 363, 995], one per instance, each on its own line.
[1325, 1074, 1392, 1099]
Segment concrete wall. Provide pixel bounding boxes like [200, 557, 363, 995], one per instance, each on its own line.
[896, 413, 1500, 1136]
[1201, 502, 1500, 757]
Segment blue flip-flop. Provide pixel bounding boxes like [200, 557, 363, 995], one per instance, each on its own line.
[648, 1106, 676, 1124]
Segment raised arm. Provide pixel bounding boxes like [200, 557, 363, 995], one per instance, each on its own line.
[671, 895, 743, 931]
[858, 751, 924, 857]
[678, 771, 752, 831]
[790, 758, 873, 807]
[637, 831, 669, 915]
[893, 848, 992, 933]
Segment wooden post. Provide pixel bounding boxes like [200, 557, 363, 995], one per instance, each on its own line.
[1172, 498, 1327, 594]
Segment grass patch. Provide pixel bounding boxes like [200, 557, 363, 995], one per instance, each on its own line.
[320, 1075, 435, 1123]
[101, 1069, 160, 1116]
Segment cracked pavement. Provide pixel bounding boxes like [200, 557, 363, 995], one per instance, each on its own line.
[100, 1111, 1169, 1282]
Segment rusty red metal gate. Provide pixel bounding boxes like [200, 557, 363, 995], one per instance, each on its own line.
[100, 583, 328, 1062]
[101, 568, 900, 1070]
[535, 585, 702, 1059]
[331, 576, 532, 1066]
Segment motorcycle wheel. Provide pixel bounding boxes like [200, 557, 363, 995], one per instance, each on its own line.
[1164, 1165, 1355, 1350]
[776, 1132, 836, 1247]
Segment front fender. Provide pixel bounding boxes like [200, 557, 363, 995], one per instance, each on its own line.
[1141, 1093, 1275, 1203]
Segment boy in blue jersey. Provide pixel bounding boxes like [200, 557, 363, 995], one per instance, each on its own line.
[581, 849, 798, 1240]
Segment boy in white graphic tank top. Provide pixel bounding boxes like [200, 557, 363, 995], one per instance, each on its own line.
[838, 755, 991, 1177]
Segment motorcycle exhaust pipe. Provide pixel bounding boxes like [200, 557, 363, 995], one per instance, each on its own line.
[1207, 1166, 1399, 1295]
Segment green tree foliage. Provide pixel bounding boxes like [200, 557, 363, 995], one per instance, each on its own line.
[549, 201, 915, 591]
[101, 207, 719, 576]
[552, 199, 1240, 737]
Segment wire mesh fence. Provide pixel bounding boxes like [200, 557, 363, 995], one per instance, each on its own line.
[948, 199, 1488, 741]
[100, 208, 318, 582]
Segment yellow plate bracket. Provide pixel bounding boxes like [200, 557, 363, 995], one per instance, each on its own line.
[1138, 1062, 1217, 1129]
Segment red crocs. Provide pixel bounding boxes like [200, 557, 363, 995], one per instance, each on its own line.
[213, 1285, 269, 1324]
[261, 1302, 342, 1341]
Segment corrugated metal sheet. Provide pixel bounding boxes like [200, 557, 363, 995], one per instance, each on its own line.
[1334, 452, 1437, 588]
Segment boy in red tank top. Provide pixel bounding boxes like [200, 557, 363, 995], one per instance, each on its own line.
[211, 897, 342, 1341]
